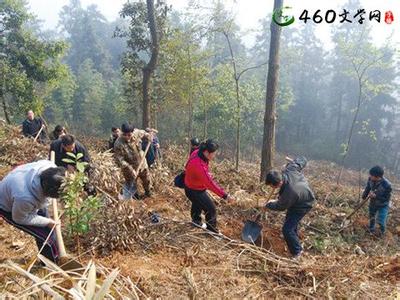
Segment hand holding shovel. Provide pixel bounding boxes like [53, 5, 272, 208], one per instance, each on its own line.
[241, 188, 276, 243]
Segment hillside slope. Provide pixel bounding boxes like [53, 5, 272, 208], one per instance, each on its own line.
[0, 124, 399, 298]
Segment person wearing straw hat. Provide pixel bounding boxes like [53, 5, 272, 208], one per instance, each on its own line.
[22, 110, 47, 143]
[0, 160, 66, 262]
[261, 157, 315, 259]
[114, 123, 152, 200]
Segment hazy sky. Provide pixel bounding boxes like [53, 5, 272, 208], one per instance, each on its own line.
[28, 0, 399, 48]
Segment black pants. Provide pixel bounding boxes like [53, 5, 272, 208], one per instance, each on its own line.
[282, 209, 311, 256]
[0, 208, 59, 262]
[185, 188, 218, 232]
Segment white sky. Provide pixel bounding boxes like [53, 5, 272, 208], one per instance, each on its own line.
[28, 0, 399, 49]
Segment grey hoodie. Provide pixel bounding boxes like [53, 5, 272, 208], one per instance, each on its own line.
[0, 160, 56, 226]
[266, 157, 315, 213]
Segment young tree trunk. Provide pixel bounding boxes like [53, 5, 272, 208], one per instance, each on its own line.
[0, 89, 10, 124]
[142, 0, 159, 129]
[260, 0, 283, 181]
[142, 69, 152, 128]
[223, 31, 241, 171]
[234, 78, 240, 171]
[335, 93, 343, 143]
[203, 97, 207, 140]
[337, 81, 362, 184]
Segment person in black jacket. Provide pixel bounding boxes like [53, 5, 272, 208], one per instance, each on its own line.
[50, 125, 66, 141]
[362, 166, 392, 236]
[22, 110, 47, 142]
[49, 134, 96, 196]
[108, 127, 120, 151]
[49, 134, 90, 172]
[262, 157, 315, 258]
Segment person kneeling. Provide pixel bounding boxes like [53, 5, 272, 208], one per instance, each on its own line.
[0, 161, 66, 263]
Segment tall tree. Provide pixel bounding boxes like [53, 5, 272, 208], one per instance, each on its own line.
[117, 0, 168, 128]
[0, 0, 66, 123]
[260, 0, 283, 181]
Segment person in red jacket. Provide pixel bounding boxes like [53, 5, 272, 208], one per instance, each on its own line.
[184, 139, 234, 233]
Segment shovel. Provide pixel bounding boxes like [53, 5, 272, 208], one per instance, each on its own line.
[33, 125, 45, 143]
[120, 133, 153, 200]
[339, 195, 371, 229]
[241, 212, 264, 243]
[50, 151, 83, 271]
[241, 188, 276, 243]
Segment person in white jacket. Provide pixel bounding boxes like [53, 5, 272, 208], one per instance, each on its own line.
[0, 160, 66, 262]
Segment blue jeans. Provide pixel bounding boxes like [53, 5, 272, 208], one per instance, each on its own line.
[122, 181, 138, 200]
[282, 209, 310, 256]
[369, 204, 389, 234]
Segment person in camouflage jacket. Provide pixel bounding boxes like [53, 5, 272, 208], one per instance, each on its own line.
[114, 123, 152, 200]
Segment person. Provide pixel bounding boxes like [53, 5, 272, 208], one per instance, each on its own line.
[142, 128, 159, 167]
[22, 110, 47, 142]
[184, 139, 234, 233]
[154, 134, 162, 161]
[262, 157, 315, 259]
[50, 134, 96, 196]
[362, 166, 392, 236]
[50, 125, 66, 141]
[108, 127, 120, 151]
[114, 123, 152, 200]
[190, 137, 200, 154]
[0, 160, 66, 263]
[49, 134, 90, 172]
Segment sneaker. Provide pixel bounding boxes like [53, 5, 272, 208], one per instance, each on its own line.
[208, 230, 223, 240]
[192, 221, 207, 229]
[292, 251, 303, 261]
[118, 193, 131, 201]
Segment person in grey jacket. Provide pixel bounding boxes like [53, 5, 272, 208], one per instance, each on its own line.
[0, 160, 66, 262]
[262, 157, 315, 258]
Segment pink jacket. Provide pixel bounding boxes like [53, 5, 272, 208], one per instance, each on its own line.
[184, 150, 227, 198]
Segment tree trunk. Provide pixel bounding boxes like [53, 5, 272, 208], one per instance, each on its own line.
[142, 69, 151, 128]
[142, 0, 159, 129]
[203, 96, 207, 140]
[260, 0, 283, 181]
[0, 89, 10, 124]
[335, 93, 343, 143]
[234, 78, 240, 171]
[337, 81, 362, 185]
[223, 31, 241, 171]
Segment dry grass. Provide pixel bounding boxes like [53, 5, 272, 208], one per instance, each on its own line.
[0, 126, 399, 298]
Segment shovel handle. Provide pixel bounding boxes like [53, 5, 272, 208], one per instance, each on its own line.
[33, 125, 44, 143]
[135, 134, 152, 176]
[345, 195, 371, 221]
[254, 188, 277, 222]
[50, 151, 67, 258]
[52, 198, 67, 257]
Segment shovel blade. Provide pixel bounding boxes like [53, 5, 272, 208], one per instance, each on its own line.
[241, 220, 263, 243]
[59, 256, 84, 272]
